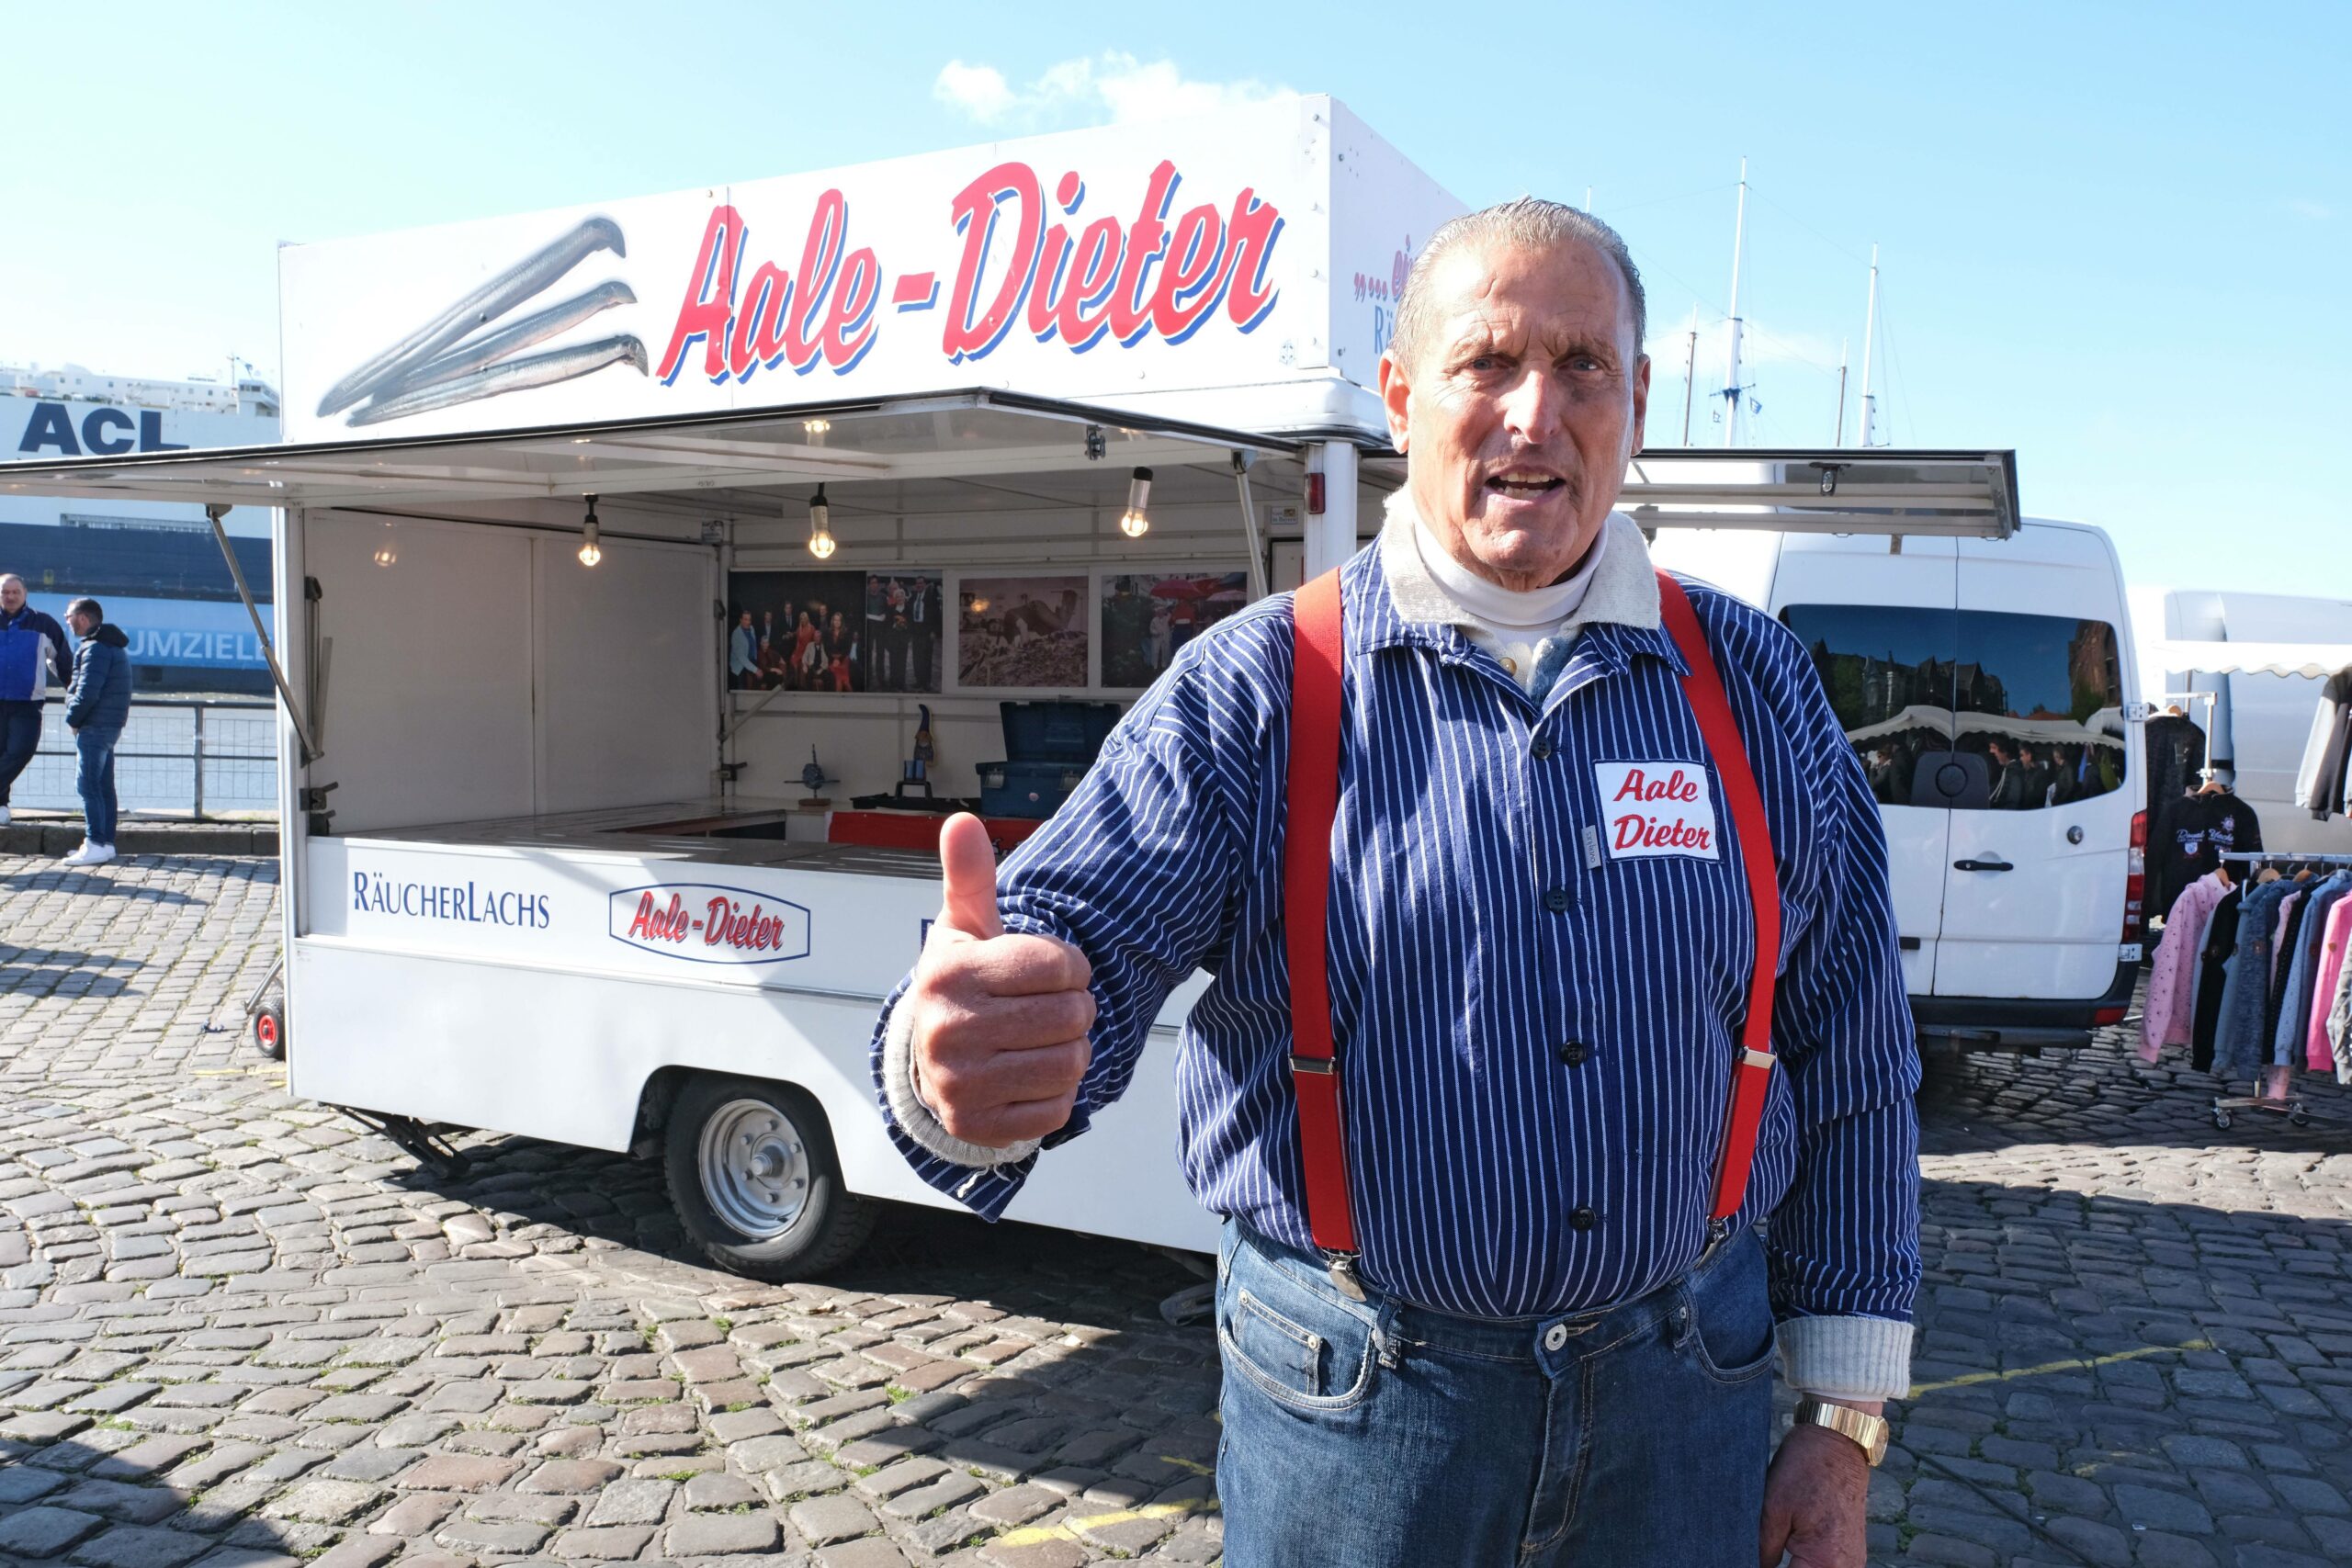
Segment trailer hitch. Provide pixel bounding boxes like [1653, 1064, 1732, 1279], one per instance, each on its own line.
[342, 1110, 472, 1182]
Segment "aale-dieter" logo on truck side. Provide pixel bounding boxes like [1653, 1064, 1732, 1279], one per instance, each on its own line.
[608, 884, 811, 964]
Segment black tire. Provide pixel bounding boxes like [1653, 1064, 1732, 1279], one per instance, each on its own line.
[252, 992, 287, 1060]
[663, 1076, 876, 1280]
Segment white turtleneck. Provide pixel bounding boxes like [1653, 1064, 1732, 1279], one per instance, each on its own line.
[1410, 509, 1607, 692]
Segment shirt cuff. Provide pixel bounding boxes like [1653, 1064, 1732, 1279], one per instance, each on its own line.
[878, 994, 1042, 1170]
[1777, 1314, 1915, 1401]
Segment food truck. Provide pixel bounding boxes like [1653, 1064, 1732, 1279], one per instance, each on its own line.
[0, 97, 2018, 1278]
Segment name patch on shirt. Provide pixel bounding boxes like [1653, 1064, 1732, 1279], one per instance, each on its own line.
[1595, 761, 1719, 862]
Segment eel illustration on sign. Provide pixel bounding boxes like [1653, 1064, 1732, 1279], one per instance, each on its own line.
[319, 216, 645, 426]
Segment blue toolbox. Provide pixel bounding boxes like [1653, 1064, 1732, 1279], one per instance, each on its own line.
[977, 700, 1123, 819]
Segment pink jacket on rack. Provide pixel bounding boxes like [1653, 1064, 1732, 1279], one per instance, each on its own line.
[2307, 896, 2352, 1072]
[2141, 871, 2233, 1062]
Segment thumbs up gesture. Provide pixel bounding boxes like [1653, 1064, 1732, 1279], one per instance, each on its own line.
[904, 813, 1096, 1148]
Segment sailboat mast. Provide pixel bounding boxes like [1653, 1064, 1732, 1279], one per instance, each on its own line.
[1679, 308, 1699, 445]
[1835, 337, 1849, 446]
[1857, 243, 1880, 446]
[1722, 158, 1747, 446]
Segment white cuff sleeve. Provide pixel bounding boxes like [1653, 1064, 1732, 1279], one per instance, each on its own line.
[880, 998, 1041, 1169]
[1777, 1314, 1915, 1401]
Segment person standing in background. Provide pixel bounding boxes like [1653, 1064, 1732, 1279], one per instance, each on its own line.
[729, 611, 758, 690]
[62, 596, 130, 868]
[0, 575, 74, 827]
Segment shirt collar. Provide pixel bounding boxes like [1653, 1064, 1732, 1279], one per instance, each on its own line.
[1349, 489, 1683, 677]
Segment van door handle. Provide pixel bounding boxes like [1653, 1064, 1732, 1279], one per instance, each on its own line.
[1953, 857, 2014, 873]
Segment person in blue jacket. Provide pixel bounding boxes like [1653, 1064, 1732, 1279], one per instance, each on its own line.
[0, 574, 74, 826]
[62, 596, 131, 867]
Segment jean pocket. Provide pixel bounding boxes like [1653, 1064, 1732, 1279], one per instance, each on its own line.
[1679, 1238, 1775, 1385]
[1216, 1276, 1378, 1413]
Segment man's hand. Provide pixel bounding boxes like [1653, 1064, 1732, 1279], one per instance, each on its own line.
[903, 813, 1095, 1149]
[1758, 1404, 1875, 1568]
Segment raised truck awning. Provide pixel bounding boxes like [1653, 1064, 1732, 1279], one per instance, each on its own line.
[1363, 446, 2020, 539]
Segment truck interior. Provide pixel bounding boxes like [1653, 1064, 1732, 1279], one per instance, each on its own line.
[0, 392, 2018, 882]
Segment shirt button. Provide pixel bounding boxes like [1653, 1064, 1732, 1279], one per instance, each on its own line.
[1531, 736, 1555, 761]
[1557, 1041, 1589, 1066]
[1542, 1323, 1569, 1352]
[1544, 886, 1572, 914]
[1570, 1206, 1598, 1231]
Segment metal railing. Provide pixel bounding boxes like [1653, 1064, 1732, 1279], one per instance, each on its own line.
[7, 698, 277, 818]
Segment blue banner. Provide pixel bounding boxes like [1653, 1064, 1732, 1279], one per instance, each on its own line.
[28, 593, 270, 671]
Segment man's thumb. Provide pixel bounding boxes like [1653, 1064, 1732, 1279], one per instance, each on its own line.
[936, 813, 1005, 940]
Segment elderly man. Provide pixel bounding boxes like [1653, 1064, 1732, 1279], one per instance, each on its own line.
[0, 574, 74, 826]
[874, 198, 1918, 1567]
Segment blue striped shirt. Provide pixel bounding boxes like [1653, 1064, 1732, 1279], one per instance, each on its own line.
[872, 540, 1920, 1325]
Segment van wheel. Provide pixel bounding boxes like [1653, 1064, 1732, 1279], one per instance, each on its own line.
[663, 1077, 875, 1280]
[252, 991, 286, 1060]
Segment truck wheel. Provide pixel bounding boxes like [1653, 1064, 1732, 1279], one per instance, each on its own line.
[252, 992, 287, 1060]
[663, 1076, 875, 1280]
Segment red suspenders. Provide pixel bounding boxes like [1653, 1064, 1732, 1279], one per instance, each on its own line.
[1283, 567, 1781, 1289]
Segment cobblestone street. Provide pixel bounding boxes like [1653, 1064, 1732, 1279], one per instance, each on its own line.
[2, 854, 2350, 1566]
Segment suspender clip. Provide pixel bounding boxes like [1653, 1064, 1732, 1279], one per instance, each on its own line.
[1324, 1251, 1367, 1302]
[1288, 1054, 1336, 1076]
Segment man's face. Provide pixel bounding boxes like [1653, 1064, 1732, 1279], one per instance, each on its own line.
[0, 580, 21, 615]
[68, 609, 93, 637]
[1379, 236, 1649, 589]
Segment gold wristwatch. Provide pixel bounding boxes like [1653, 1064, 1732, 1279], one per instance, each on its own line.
[1793, 1397, 1891, 1466]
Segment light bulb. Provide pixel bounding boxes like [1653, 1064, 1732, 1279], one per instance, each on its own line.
[371, 525, 398, 568]
[579, 494, 602, 567]
[1119, 467, 1152, 539]
[803, 418, 831, 439]
[808, 484, 833, 558]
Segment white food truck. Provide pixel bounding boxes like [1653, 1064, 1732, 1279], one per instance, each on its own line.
[0, 97, 2019, 1278]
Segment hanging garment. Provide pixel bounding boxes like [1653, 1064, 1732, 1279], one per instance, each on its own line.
[2155, 791, 2265, 907]
[2332, 931, 2352, 1082]
[2192, 886, 2244, 1073]
[2306, 892, 2352, 1073]
[2140, 872, 2233, 1062]
[2143, 716, 2209, 918]
[2212, 881, 2292, 1077]
[2267, 890, 2313, 1064]
[2277, 873, 2352, 1067]
[2294, 671, 2352, 819]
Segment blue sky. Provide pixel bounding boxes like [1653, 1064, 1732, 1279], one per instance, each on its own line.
[4, 1, 2342, 592]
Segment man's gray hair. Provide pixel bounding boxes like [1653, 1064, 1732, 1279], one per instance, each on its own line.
[1389, 197, 1647, 371]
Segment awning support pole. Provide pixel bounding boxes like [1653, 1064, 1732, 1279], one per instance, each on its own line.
[1231, 451, 1269, 603]
[205, 504, 322, 762]
[721, 682, 789, 746]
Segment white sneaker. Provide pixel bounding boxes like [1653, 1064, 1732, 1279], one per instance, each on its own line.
[0, 807, 12, 825]
[60, 840, 113, 866]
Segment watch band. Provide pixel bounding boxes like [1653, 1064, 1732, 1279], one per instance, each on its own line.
[1793, 1397, 1890, 1466]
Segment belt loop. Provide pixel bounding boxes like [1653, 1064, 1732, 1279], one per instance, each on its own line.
[1373, 1298, 1402, 1370]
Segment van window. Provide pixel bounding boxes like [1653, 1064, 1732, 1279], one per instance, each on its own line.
[1781, 604, 2127, 810]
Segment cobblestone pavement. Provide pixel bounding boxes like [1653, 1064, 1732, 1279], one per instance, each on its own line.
[2, 855, 2351, 1566]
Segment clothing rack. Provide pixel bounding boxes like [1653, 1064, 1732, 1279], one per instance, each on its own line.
[2207, 852, 2352, 1130]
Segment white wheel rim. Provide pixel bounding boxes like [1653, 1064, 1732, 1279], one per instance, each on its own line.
[697, 1098, 810, 1240]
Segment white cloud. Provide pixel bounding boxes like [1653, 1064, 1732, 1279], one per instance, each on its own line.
[933, 61, 1016, 124]
[932, 52, 1293, 130]
[2289, 198, 2332, 220]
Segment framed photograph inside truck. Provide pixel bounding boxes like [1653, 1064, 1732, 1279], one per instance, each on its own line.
[955, 574, 1089, 691]
[1100, 570, 1250, 690]
[728, 569, 865, 692]
[860, 570, 943, 694]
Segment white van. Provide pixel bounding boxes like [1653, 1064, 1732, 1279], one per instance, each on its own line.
[1655, 517, 2144, 1051]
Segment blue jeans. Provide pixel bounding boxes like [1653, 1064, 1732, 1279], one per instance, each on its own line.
[1216, 1220, 1775, 1567]
[0, 701, 40, 805]
[74, 725, 120, 845]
